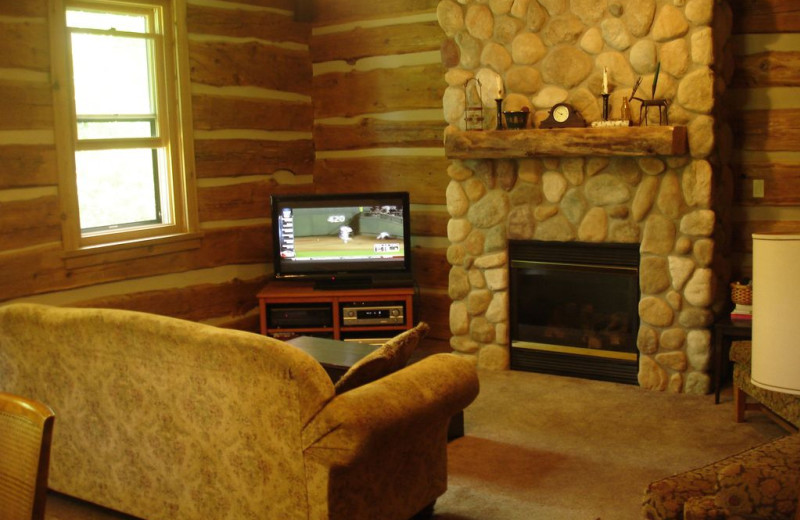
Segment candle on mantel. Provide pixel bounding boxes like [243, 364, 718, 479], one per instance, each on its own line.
[496, 76, 504, 99]
[602, 67, 608, 95]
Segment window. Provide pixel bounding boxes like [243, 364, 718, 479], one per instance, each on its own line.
[50, 0, 198, 263]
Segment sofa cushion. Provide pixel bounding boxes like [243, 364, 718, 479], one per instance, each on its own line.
[333, 322, 429, 394]
[714, 459, 800, 520]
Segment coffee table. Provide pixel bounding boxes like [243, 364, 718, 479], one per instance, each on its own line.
[286, 335, 464, 440]
[286, 335, 380, 382]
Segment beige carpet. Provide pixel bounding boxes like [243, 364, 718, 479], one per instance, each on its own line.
[45, 369, 786, 520]
[433, 369, 785, 520]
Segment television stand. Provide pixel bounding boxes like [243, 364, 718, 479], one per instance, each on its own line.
[257, 281, 415, 341]
[313, 277, 373, 291]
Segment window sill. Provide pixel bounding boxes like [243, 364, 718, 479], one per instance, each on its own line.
[62, 232, 203, 270]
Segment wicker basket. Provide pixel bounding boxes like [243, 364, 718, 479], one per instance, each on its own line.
[730, 282, 752, 305]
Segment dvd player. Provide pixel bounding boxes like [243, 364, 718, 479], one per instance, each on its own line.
[268, 304, 332, 328]
[342, 303, 404, 326]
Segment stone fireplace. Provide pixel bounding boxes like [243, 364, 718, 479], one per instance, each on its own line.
[437, 0, 735, 394]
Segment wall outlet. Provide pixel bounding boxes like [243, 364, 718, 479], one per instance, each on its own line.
[753, 179, 765, 198]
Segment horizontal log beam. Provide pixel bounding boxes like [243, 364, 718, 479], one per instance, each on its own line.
[233, 0, 294, 9]
[734, 162, 800, 205]
[0, 1, 47, 17]
[314, 118, 445, 150]
[198, 181, 314, 222]
[0, 145, 57, 188]
[192, 95, 313, 132]
[731, 109, 800, 151]
[187, 5, 309, 44]
[189, 40, 311, 95]
[0, 196, 61, 250]
[313, 64, 444, 118]
[411, 209, 449, 238]
[0, 81, 53, 130]
[198, 180, 274, 222]
[312, 0, 437, 25]
[444, 126, 688, 158]
[75, 276, 269, 325]
[0, 21, 49, 72]
[194, 138, 315, 178]
[731, 51, 800, 88]
[412, 246, 448, 290]
[311, 21, 442, 63]
[414, 288, 451, 342]
[314, 156, 450, 205]
[0, 226, 270, 302]
[732, 0, 800, 33]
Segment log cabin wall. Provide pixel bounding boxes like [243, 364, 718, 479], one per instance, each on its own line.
[0, 0, 313, 330]
[2, 0, 795, 339]
[309, 0, 454, 345]
[308, 0, 800, 347]
[729, 0, 800, 277]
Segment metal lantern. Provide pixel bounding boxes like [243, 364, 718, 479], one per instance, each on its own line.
[464, 78, 484, 130]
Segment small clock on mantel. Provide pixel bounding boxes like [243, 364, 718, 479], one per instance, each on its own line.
[540, 103, 586, 129]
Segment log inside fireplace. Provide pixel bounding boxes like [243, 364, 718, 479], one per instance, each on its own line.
[509, 240, 640, 385]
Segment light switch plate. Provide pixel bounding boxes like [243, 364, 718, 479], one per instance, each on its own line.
[753, 179, 765, 198]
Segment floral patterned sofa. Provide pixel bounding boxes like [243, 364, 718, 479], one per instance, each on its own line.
[642, 339, 800, 520]
[0, 303, 479, 520]
[642, 433, 800, 519]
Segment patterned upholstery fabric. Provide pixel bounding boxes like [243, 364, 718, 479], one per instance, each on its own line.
[0, 304, 479, 520]
[642, 433, 800, 520]
[334, 321, 430, 394]
[715, 460, 799, 519]
[730, 341, 800, 429]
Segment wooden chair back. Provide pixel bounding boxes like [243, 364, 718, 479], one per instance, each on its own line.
[0, 392, 55, 520]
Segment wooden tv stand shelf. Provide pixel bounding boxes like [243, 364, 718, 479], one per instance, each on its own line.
[257, 281, 415, 341]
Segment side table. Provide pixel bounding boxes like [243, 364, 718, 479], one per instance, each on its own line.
[713, 317, 752, 404]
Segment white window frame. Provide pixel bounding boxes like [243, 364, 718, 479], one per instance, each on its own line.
[50, 0, 199, 268]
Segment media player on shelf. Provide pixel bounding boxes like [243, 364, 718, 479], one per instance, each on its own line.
[342, 302, 404, 326]
[270, 192, 414, 290]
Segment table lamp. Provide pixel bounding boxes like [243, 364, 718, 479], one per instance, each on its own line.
[751, 233, 800, 396]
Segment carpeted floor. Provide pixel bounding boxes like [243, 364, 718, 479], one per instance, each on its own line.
[45, 369, 786, 520]
[433, 369, 785, 520]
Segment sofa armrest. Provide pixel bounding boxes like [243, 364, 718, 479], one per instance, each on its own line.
[301, 353, 479, 463]
[713, 460, 799, 520]
[300, 353, 478, 520]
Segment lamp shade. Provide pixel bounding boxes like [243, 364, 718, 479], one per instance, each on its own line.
[751, 233, 800, 395]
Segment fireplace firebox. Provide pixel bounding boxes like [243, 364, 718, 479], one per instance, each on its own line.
[509, 240, 640, 385]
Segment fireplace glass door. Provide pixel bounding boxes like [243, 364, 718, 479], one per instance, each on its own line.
[509, 240, 639, 384]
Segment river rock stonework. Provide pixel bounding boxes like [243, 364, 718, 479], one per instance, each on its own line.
[438, 0, 734, 394]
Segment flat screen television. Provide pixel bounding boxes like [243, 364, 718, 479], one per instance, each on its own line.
[270, 191, 413, 289]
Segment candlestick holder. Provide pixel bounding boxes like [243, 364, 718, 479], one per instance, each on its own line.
[495, 98, 503, 130]
[602, 93, 610, 121]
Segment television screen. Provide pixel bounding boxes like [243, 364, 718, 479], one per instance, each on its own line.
[270, 192, 412, 288]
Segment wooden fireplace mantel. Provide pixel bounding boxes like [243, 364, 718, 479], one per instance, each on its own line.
[444, 125, 687, 159]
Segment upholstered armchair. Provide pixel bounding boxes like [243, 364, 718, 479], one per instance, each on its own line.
[731, 340, 800, 431]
